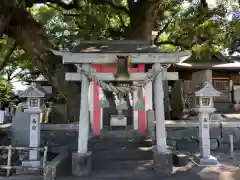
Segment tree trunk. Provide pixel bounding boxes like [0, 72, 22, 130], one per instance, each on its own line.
[170, 80, 185, 120]
[6, 8, 80, 121]
[127, 1, 155, 42]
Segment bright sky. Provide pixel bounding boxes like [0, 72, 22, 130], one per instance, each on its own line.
[35, 3, 44, 7]
[13, 81, 26, 91]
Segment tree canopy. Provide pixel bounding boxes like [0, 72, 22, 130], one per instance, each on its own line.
[30, 0, 240, 55]
[0, 0, 239, 119]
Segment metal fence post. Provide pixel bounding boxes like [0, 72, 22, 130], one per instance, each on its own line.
[229, 134, 234, 158]
[0, 145, 47, 176]
[43, 146, 48, 168]
[6, 145, 12, 176]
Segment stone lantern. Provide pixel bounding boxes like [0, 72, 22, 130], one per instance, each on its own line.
[194, 82, 221, 166]
[17, 83, 47, 167]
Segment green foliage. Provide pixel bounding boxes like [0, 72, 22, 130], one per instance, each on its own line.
[31, 1, 129, 50]
[0, 36, 38, 83]
[0, 0, 238, 107]
[28, 0, 239, 58]
[0, 80, 14, 105]
[155, 0, 240, 59]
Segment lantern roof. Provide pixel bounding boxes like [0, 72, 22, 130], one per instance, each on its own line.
[195, 82, 221, 97]
[17, 83, 48, 98]
[35, 74, 48, 82]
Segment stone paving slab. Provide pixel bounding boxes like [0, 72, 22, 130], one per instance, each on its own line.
[56, 152, 240, 180]
[0, 159, 237, 180]
[0, 152, 240, 180]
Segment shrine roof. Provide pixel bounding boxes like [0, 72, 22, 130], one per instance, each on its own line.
[175, 61, 240, 70]
[172, 54, 240, 69]
[72, 40, 166, 53]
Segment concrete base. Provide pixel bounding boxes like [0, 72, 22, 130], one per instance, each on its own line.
[43, 149, 72, 180]
[72, 151, 92, 177]
[17, 160, 42, 175]
[172, 152, 189, 167]
[153, 149, 173, 177]
[22, 160, 41, 168]
[193, 153, 219, 166]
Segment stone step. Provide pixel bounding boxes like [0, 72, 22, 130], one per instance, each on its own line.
[57, 168, 156, 180]
[100, 130, 139, 139]
[88, 169, 156, 180]
[92, 160, 154, 171]
[92, 149, 153, 162]
[92, 139, 152, 151]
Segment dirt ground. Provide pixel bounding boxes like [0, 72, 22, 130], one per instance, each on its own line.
[170, 152, 240, 180]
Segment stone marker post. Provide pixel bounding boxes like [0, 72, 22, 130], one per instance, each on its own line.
[194, 82, 221, 166]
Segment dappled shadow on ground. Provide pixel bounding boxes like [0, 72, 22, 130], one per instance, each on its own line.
[57, 162, 240, 180]
[169, 163, 204, 180]
[58, 152, 240, 180]
[194, 165, 240, 180]
[171, 159, 240, 180]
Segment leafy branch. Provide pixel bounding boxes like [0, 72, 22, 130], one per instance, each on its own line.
[0, 42, 16, 71]
[27, 0, 80, 9]
[154, 10, 179, 46]
[91, 0, 130, 15]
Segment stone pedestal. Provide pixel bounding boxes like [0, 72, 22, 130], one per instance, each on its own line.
[193, 153, 219, 166]
[72, 151, 92, 176]
[153, 149, 173, 177]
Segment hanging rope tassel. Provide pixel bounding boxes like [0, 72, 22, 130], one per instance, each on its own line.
[128, 55, 131, 65]
[134, 87, 145, 110]
[117, 109, 125, 119]
[99, 93, 110, 108]
[116, 95, 128, 110]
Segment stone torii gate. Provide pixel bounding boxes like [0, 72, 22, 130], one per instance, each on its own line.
[54, 40, 191, 176]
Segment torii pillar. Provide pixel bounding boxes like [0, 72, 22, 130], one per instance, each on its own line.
[153, 63, 173, 176]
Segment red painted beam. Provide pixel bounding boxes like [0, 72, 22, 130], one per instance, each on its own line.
[137, 64, 146, 136]
[93, 64, 101, 136]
